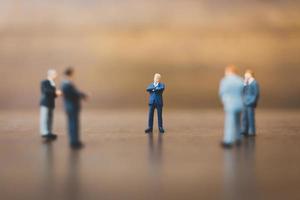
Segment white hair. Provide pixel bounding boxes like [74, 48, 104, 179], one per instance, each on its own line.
[47, 69, 57, 77]
[154, 73, 161, 79]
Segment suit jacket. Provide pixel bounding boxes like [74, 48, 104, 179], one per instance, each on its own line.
[61, 80, 86, 112]
[146, 82, 165, 107]
[40, 80, 57, 109]
[243, 80, 260, 108]
[219, 75, 244, 112]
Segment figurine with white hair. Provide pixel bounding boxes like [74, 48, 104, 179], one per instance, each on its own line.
[40, 69, 62, 141]
[145, 73, 165, 134]
[242, 69, 260, 137]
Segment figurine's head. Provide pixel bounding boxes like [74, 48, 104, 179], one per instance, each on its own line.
[154, 73, 161, 83]
[244, 69, 254, 80]
[64, 67, 75, 79]
[225, 65, 238, 76]
[47, 69, 58, 80]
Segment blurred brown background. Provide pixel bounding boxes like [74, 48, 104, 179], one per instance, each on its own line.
[0, 0, 300, 109]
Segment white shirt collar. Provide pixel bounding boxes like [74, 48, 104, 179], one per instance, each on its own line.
[48, 78, 56, 87]
[245, 77, 255, 85]
[154, 82, 159, 87]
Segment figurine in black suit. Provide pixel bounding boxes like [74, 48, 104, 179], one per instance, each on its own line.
[40, 69, 62, 140]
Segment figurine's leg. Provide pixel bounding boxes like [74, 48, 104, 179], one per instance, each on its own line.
[48, 108, 54, 134]
[68, 111, 79, 145]
[235, 111, 242, 141]
[40, 106, 49, 136]
[224, 111, 235, 144]
[248, 107, 256, 135]
[75, 111, 80, 143]
[157, 106, 163, 128]
[241, 107, 248, 135]
[148, 105, 155, 129]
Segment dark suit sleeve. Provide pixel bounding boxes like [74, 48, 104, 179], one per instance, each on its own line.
[64, 84, 86, 99]
[247, 83, 259, 106]
[41, 81, 57, 98]
[146, 84, 155, 92]
[155, 84, 165, 92]
[254, 83, 260, 103]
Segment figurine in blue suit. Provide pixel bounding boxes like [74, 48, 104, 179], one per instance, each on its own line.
[242, 70, 260, 137]
[61, 67, 87, 149]
[145, 73, 165, 134]
[219, 65, 244, 148]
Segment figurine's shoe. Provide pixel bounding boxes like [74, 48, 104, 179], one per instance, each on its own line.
[247, 133, 256, 137]
[244, 133, 256, 137]
[145, 128, 153, 134]
[70, 142, 84, 150]
[49, 133, 58, 140]
[42, 134, 57, 141]
[241, 132, 248, 136]
[159, 127, 165, 134]
[220, 142, 234, 149]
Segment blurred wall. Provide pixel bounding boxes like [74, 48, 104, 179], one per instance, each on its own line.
[0, 0, 300, 109]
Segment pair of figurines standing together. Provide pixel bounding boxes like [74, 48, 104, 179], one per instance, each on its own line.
[219, 65, 260, 148]
[40, 67, 87, 149]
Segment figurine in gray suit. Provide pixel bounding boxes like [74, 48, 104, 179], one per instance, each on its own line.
[219, 65, 244, 148]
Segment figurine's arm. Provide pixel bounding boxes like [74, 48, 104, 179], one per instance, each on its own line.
[255, 83, 260, 102]
[72, 86, 87, 100]
[247, 83, 259, 106]
[155, 84, 165, 92]
[41, 81, 56, 97]
[63, 84, 87, 100]
[146, 85, 155, 92]
[219, 80, 225, 100]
